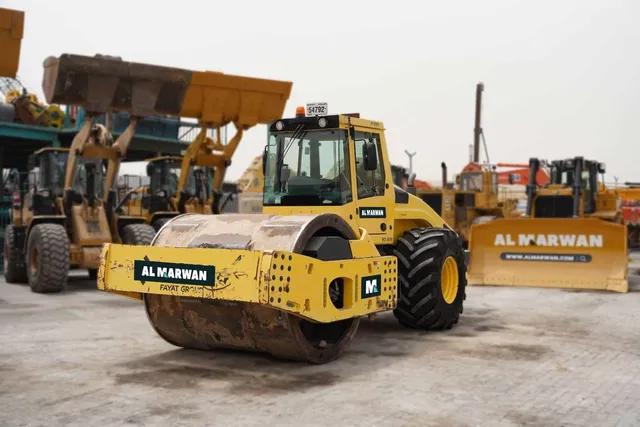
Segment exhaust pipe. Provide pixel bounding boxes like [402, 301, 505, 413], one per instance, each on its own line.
[525, 157, 540, 217]
[441, 162, 447, 188]
[572, 157, 584, 218]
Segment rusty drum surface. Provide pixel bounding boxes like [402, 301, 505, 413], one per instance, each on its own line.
[144, 213, 360, 363]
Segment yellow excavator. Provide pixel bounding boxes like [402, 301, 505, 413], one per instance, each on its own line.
[467, 156, 628, 292]
[96, 89, 470, 364]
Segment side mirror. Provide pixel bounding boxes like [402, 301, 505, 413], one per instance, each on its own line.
[363, 141, 378, 171]
[146, 162, 154, 177]
[455, 174, 461, 185]
[262, 146, 267, 176]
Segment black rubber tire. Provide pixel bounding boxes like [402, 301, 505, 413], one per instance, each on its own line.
[88, 269, 98, 280]
[392, 227, 467, 330]
[26, 223, 70, 294]
[122, 223, 156, 246]
[3, 224, 27, 283]
[152, 218, 171, 232]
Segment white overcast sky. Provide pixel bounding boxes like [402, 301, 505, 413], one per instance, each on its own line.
[6, 0, 640, 184]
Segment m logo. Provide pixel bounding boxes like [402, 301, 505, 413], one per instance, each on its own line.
[361, 274, 382, 299]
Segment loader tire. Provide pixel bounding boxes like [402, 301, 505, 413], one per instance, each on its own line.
[393, 227, 466, 330]
[152, 218, 171, 232]
[88, 269, 98, 280]
[122, 223, 156, 246]
[3, 224, 27, 283]
[26, 224, 70, 293]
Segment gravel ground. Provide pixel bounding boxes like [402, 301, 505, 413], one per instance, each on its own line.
[1, 256, 639, 427]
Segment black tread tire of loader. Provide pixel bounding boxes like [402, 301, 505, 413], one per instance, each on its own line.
[393, 227, 467, 330]
[88, 269, 98, 280]
[122, 223, 156, 246]
[26, 223, 70, 294]
[152, 218, 171, 232]
[3, 224, 27, 283]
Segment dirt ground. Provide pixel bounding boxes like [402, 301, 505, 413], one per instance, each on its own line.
[1, 256, 639, 427]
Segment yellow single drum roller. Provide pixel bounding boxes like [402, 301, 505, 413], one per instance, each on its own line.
[99, 213, 397, 363]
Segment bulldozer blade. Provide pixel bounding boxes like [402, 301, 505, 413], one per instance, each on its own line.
[41, 54, 192, 116]
[0, 8, 24, 78]
[467, 217, 628, 292]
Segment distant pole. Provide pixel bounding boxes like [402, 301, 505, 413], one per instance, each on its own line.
[474, 82, 484, 163]
[405, 150, 416, 175]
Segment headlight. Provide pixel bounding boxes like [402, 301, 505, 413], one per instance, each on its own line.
[275, 121, 284, 131]
[318, 117, 327, 128]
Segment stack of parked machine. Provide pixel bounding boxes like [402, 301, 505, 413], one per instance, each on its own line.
[0, 5, 634, 369]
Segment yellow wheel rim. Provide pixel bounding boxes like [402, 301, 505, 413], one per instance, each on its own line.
[440, 256, 459, 304]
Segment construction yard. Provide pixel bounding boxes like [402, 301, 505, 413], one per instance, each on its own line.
[1, 256, 639, 427]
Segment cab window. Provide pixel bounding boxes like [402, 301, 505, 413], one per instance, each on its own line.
[460, 172, 483, 192]
[353, 131, 385, 199]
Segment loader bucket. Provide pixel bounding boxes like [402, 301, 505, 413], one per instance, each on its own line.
[0, 8, 24, 78]
[41, 53, 292, 126]
[179, 70, 293, 127]
[41, 54, 193, 116]
[467, 217, 628, 292]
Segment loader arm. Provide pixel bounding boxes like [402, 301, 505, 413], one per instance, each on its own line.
[64, 118, 94, 190]
[103, 118, 137, 202]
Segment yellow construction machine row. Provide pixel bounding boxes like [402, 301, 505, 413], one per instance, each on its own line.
[91, 67, 468, 363]
[467, 157, 628, 292]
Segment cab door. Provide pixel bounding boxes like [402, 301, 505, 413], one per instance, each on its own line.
[352, 129, 393, 236]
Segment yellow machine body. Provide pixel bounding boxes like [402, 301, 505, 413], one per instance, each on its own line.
[98, 221, 397, 323]
[467, 157, 629, 292]
[418, 169, 521, 245]
[97, 109, 469, 363]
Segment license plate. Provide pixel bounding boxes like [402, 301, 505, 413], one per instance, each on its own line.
[306, 102, 328, 116]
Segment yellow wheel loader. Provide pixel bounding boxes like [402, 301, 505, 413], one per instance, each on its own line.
[467, 156, 628, 292]
[116, 152, 239, 231]
[2, 52, 192, 292]
[97, 104, 469, 364]
[117, 64, 294, 227]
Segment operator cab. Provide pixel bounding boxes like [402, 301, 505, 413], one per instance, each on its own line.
[527, 157, 606, 218]
[143, 156, 182, 213]
[23, 148, 68, 216]
[264, 106, 384, 207]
